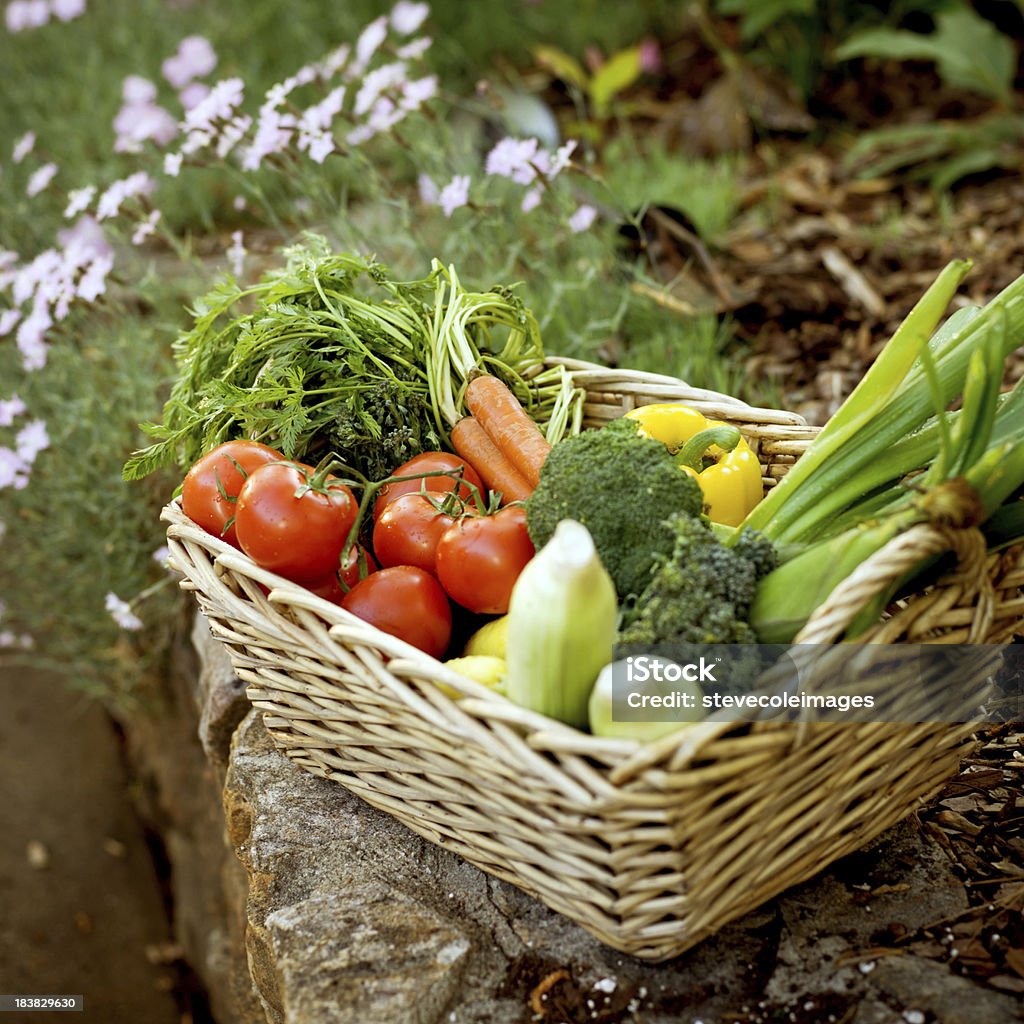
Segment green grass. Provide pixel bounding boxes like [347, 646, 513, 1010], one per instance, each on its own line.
[597, 136, 745, 247]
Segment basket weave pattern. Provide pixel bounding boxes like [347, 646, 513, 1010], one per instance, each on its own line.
[164, 361, 1024, 960]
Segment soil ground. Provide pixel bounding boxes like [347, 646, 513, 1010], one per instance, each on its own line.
[0, 668, 183, 1024]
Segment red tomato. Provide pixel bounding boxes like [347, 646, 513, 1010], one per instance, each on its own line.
[373, 452, 484, 521]
[235, 462, 358, 583]
[306, 546, 379, 604]
[341, 566, 452, 659]
[372, 493, 460, 573]
[181, 440, 284, 546]
[434, 505, 534, 615]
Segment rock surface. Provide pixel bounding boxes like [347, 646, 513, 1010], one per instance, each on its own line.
[178, 618, 1022, 1024]
[120, 617, 264, 1024]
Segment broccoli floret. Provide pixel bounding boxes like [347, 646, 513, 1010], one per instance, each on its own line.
[730, 527, 779, 582]
[620, 514, 780, 696]
[621, 513, 761, 645]
[526, 418, 703, 600]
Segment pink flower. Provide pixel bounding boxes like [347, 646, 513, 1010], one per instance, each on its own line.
[26, 162, 57, 197]
[485, 137, 540, 185]
[178, 82, 210, 111]
[390, 1, 428, 35]
[400, 74, 437, 111]
[183, 77, 244, 134]
[352, 15, 388, 73]
[306, 133, 335, 164]
[638, 37, 661, 74]
[0, 447, 31, 490]
[76, 253, 113, 302]
[15, 308, 51, 371]
[548, 140, 577, 177]
[355, 62, 407, 116]
[105, 592, 143, 631]
[164, 152, 183, 177]
[57, 215, 111, 260]
[180, 130, 211, 154]
[264, 78, 299, 109]
[397, 37, 430, 62]
[63, 185, 95, 218]
[113, 99, 177, 153]
[520, 187, 542, 213]
[438, 174, 470, 217]
[0, 395, 26, 427]
[51, 0, 86, 20]
[162, 35, 217, 90]
[5, 0, 49, 32]
[0, 631, 35, 649]
[122, 75, 156, 104]
[243, 108, 293, 170]
[367, 96, 401, 132]
[131, 210, 161, 245]
[15, 419, 48, 463]
[567, 204, 597, 233]
[321, 44, 351, 78]
[0, 310, 20, 338]
[396, 37, 431, 61]
[293, 64, 318, 88]
[11, 249, 59, 306]
[417, 174, 439, 205]
[214, 114, 251, 159]
[306, 86, 346, 130]
[12, 131, 35, 163]
[95, 172, 154, 220]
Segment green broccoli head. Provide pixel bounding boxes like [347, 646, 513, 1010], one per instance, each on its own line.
[526, 418, 703, 600]
[620, 512, 767, 646]
[730, 528, 779, 582]
[619, 513, 777, 695]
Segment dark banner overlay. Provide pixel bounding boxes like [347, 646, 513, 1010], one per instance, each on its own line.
[609, 643, 1024, 725]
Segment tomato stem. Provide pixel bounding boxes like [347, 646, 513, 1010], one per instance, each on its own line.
[338, 467, 493, 566]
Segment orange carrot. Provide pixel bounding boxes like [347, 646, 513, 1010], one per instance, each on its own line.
[465, 374, 551, 487]
[451, 417, 534, 504]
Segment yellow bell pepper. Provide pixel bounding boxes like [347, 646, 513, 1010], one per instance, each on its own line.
[625, 403, 763, 526]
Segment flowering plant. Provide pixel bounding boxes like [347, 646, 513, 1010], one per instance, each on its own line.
[0, 0, 665, 695]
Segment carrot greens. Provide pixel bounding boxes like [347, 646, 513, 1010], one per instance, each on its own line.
[123, 239, 583, 483]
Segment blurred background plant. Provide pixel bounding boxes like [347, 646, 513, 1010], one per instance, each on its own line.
[1, 0, 1021, 700]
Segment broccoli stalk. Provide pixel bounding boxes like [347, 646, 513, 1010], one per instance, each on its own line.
[525, 418, 704, 600]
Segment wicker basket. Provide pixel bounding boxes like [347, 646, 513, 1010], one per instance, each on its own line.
[163, 358, 1024, 961]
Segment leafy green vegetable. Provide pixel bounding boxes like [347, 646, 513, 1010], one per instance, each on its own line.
[124, 238, 583, 482]
[525, 417, 703, 600]
[746, 266, 1024, 643]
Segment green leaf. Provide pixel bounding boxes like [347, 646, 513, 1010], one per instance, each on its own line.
[928, 146, 1005, 191]
[835, 27, 948, 65]
[836, 7, 1015, 103]
[533, 44, 589, 91]
[717, 0, 814, 40]
[590, 46, 644, 118]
